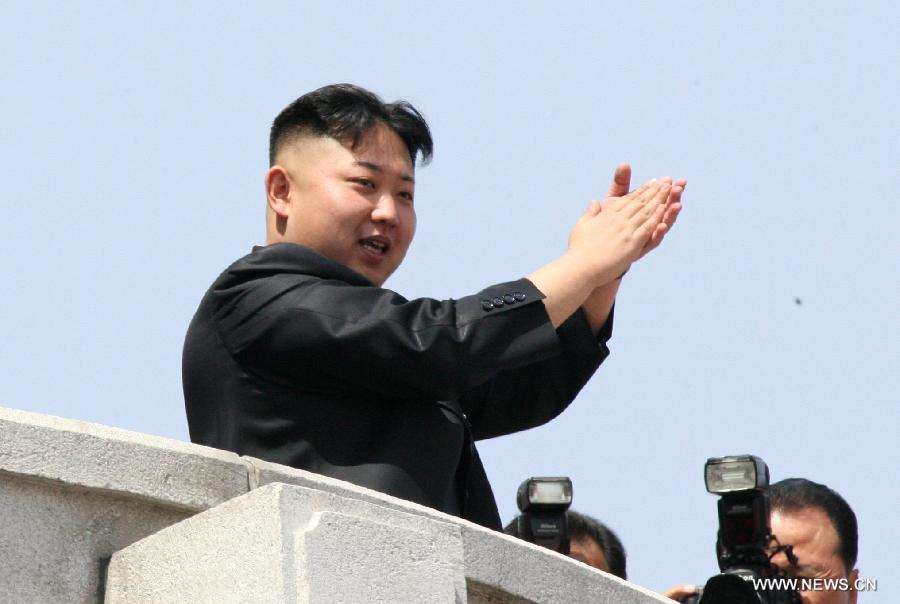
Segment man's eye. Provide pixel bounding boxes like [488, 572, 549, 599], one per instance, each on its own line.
[399, 191, 414, 202]
[353, 178, 375, 189]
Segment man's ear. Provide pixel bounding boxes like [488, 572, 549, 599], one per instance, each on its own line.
[265, 166, 291, 218]
[847, 568, 859, 604]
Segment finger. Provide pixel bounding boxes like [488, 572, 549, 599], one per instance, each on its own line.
[642, 199, 680, 255]
[662, 584, 699, 599]
[642, 222, 669, 255]
[611, 179, 657, 213]
[641, 181, 669, 215]
[605, 163, 632, 198]
[622, 183, 658, 219]
[613, 178, 654, 205]
[662, 202, 682, 229]
[639, 230, 663, 260]
[665, 184, 684, 208]
[625, 181, 667, 219]
[647, 194, 668, 225]
[648, 191, 669, 231]
[635, 186, 669, 237]
[633, 202, 666, 246]
[653, 221, 670, 243]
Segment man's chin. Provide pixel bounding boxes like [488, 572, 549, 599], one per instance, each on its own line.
[352, 263, 390, 287]
[347, 252, 403, 286]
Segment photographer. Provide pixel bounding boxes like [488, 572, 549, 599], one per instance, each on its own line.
[665, 477, 860, 604]
[766, 478, 859, 604]
[505, 510, 628, 579]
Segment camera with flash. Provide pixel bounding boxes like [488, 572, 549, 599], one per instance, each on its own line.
[514, 476, 573, 555]
[685, 455, 800, 604]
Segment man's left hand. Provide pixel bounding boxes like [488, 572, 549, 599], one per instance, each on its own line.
[602, 163, 685, 259]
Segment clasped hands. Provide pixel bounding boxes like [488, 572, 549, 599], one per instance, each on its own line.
[567, 163, 685, 287]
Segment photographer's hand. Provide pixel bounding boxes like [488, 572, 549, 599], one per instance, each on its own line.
[661, 583, 700, 602]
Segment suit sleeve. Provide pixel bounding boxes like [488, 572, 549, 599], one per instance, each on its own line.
[459, 306, 612, 440]
[212, 274, 565, 401]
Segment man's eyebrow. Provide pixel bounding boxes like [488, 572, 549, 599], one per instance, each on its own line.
[353, 160, 415, 183]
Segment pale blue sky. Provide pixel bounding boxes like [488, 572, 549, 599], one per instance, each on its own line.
[2, 1, 897, 597]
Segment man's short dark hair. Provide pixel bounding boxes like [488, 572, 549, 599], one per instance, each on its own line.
[504, 509, 628, 580]
[269, 83, 433, 167]
[769, 478, 858, 572]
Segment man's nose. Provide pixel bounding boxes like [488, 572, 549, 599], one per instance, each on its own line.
[371, 193, 399, 226]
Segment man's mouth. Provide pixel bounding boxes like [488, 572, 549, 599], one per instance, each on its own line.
[359, 237, 391, 256]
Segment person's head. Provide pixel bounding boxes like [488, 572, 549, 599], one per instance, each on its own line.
[567, 510, 628, 579]
[264, 84, 433, 286]
[504, 510, 627, 579]
[768, 478, 859, 604]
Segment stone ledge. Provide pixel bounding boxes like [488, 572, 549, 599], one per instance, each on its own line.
[0, 406, 248, 511]
[2, 406, 671, 603]
[0, 472, 191, 604]
[243, 457, 671, 603]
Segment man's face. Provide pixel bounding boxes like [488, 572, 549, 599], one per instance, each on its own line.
[569, 537, 611, 574]
[269, 123, 416, 286]
[769, 506, 858, 604]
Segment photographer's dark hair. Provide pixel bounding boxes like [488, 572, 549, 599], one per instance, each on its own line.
[269, 83, 433, 167]
[568, 510, 628, 580]
[504, 510, 627, 579]
[769, 478, 858, 571]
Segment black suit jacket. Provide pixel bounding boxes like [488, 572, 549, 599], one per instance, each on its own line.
[183, 243, 611, 529]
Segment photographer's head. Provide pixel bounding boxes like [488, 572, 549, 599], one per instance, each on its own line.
[505, 510, 627, 579]
[768, 479, 859, 604]
[567, 510, 627, 579]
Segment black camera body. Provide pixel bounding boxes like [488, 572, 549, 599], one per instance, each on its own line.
[687, 455, 800, 604]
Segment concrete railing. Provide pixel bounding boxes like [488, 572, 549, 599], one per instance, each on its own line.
[0, 406, 669, 603]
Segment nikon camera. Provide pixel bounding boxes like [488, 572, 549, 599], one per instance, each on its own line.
[513, 476, 573, 555]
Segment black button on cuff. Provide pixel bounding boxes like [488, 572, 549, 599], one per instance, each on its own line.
[481, 299, 494, 311]
[491, 297, 504, 307]
[513, 292, 526, 301]
[503, 294, 515, 305]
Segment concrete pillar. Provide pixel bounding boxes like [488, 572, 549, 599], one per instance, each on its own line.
[105, 483, 467, 604]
